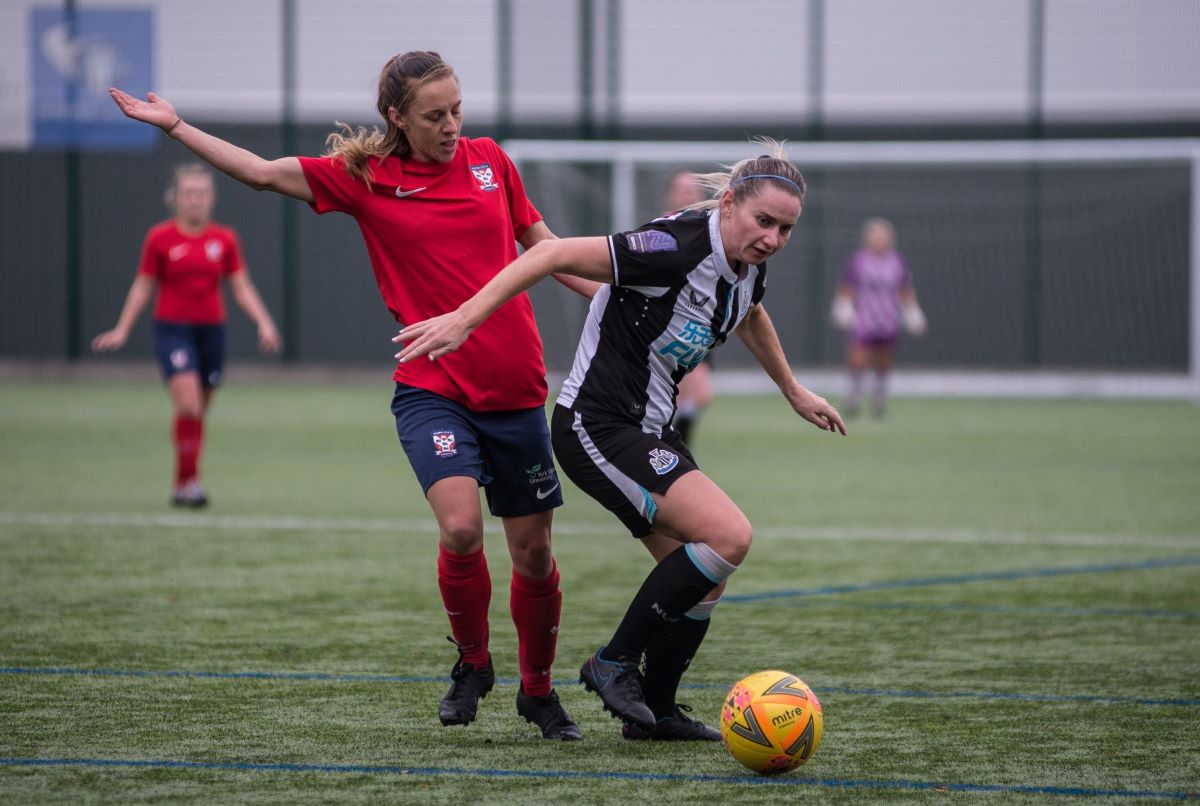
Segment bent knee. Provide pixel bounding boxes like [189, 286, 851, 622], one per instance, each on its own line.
[439, 519, 484, 554]
[172, 401, 204, 419]
[704, 517, 752, 566]
[727, 521, 753, 564]
[513, 544, 553, 578]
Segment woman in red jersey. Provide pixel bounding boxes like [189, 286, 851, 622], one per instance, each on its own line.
[395, 141, 845, 740]
[92, 163, 281, 508]
[109, 51, 588, 740]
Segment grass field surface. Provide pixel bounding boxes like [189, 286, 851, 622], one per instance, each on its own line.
[1, 379, 1198, 803]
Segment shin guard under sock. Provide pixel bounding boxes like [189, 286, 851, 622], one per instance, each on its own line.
[436, 545, 491, 667]
[173, 415, 203, 485]
[643, 598, 718, 718]
[605, 544, 734, 659]
[510, 561, 562, 698]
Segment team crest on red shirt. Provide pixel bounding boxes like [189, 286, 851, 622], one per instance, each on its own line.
[431, 430, 458, 457]
[469, 163, 499, 192]
[205, 239, 224, 262]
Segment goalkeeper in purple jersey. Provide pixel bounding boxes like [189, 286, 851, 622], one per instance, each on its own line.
[831, 218, 927, 417]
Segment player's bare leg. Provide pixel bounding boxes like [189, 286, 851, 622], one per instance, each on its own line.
[502, 511, 581, 740]
[845, 342, 870, 418]
[869, 346, 895, 417]
[673, 361, 713, 446]
[427, 476, 494, 726]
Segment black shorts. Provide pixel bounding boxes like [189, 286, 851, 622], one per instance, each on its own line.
[392, 383, 564, 518]
[153, 320, 226, 388]
[550, 404, 697, 538]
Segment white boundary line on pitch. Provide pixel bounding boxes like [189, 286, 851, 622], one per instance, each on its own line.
[2, 511, 1198, 550]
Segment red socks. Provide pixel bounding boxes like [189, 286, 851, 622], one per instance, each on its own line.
[510, 561, 562, 698]
[173, 415, 204, 486]
[437, 545, 492, 667]
[436, 545, 563, 694]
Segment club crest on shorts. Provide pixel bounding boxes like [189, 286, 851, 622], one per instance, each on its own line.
[431, 430, 458, 458]
[469, 163, 499, 192]
[169, 348, 189, 369]
[649, 447, 679, 475]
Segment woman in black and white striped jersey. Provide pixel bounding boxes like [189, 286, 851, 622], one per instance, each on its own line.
[394, 139, 846, 741]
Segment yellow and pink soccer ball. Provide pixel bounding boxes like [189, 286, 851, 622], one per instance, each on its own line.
[719, 670, 823, 775]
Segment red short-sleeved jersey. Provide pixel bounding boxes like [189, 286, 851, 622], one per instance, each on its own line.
[299, 136, 547, 412]
[137, 221, 243, 324]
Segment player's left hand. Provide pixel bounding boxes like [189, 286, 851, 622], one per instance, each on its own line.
[791, 386, 847, 435]
[393, 312, 473, 362]
[258, 323, 283, 355]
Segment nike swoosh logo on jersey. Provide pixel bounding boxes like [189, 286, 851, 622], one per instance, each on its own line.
[168, 245, 189, 261]
[395, 186, 427, 198]
[535, 483, 560, 500]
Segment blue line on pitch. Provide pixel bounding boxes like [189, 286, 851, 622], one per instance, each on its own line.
[3, 666, 1197, 707]
[756, 599, 1200, 619]
[811, 686, 1200, 707]
[0, 757, 1194, 799]
[0, 667, 443, 684]
[724, 556, 1200, 603]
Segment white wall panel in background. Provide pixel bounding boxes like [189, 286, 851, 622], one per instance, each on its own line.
[2, 0, 1198, 133]
[0, 2, 33, 148]
[296, 0, 498, 124]
[617, 0, 811, 123]
[1045, 0, 1200, 121]
[824, 0, 1030, 122]
[512, 0, 579, 122]
[156, 0, 283, 119]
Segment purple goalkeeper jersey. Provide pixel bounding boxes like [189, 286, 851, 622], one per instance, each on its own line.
[842, 248, 913, 339]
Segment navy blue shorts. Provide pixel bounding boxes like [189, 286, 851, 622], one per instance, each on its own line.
[153, 320, 226, 388]
[391, 383, 564, 518]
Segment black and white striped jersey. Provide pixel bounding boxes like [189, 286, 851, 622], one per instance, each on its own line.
[556, 208, 767, 434]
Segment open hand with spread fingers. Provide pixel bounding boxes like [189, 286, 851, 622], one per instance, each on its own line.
[109, 87, 178, 130]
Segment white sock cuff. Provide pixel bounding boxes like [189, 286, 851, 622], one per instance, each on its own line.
[684, 597, 721, 621]
[685, 542, 738, 584]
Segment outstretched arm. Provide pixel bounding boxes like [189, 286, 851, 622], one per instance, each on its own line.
[736, 305, 846, 435]
[394, 236, 611, 361]
[520, 221, 602, 300]
[110, 88, 314, 203]
[92, 274, 156, 352]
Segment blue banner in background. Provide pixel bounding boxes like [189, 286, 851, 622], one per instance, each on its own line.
[32, 7, 154, 149]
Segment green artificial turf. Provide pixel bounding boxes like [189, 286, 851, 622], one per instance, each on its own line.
[1, 380, 1198, 803]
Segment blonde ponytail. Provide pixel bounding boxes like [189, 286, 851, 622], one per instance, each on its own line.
[689, 137, 805, 209]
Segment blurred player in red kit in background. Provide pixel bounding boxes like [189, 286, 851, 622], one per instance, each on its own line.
[92, 163, 281, 507]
